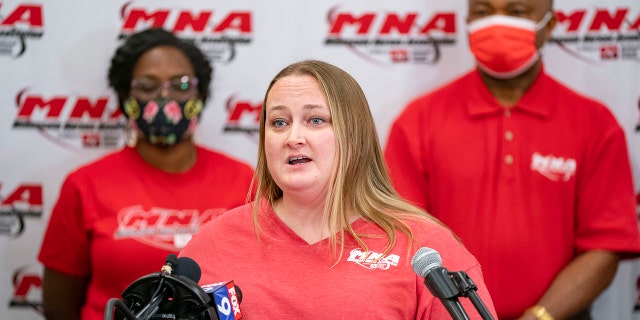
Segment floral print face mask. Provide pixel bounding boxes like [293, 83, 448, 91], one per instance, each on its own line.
[124, 96, 204, 147]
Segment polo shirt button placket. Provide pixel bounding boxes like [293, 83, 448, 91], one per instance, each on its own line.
[504, 130, 515, 165]
[503, 109, 515, 173]
[504, 154, 514, 165]
[505, 130, 514, 142]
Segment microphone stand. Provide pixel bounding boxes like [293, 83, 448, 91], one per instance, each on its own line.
[450, 271, 494, 320]
[104, 298, 138, 320]
[424, 267, 471, 320]
[104, 274, 168, 320]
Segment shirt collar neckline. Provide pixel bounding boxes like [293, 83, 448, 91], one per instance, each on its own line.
[466, 67, 552, 118]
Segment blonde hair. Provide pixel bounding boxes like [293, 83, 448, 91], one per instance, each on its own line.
[252, 60, 446, 260]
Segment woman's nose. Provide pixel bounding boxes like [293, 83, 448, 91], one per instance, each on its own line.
[286, 123, 306, 146]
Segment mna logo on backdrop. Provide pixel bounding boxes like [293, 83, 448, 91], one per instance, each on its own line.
[550, 6, 640, 62]
[117, 3, 254, 64]
[324, 6, 458, 66]
[223, 94, 261, 137]
[0, 183, 42, 237]
[0, 3, 44, 58]
[12, 88, 125, 149]
[8, 265, 42, 314]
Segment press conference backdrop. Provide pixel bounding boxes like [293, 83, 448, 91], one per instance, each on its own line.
[1, 0, 639, 319]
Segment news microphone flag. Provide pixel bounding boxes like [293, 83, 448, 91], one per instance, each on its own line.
[202, 281, 243, 320]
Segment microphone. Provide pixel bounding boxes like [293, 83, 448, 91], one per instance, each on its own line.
[174, 257, 243, 320]
[107, 255, 214, 320]
[174, 256, 201, 283]
[162, 254, 179, 275]
[104, 255, 243, 320]
[201, 281, 243, 320]
[411, 247, 494, 320]
[449, 271, 494, 320]
[411, 247, 470, 320]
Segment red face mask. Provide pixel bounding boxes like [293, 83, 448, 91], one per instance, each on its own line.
[467, 12, 552, 79]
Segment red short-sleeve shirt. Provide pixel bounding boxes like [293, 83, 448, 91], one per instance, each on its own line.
[385, 68, 640, 319]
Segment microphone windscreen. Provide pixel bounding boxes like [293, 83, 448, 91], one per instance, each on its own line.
[234, 284, 243, 303]
[165, 254, 178, 266]
[175, 256, 202, 283]
[411, 247, 442, 277]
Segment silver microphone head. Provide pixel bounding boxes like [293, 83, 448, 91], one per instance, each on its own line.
[411, 247, 442, 277]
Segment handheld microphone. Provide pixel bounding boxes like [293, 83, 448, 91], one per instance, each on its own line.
[411, 247, 470, 320]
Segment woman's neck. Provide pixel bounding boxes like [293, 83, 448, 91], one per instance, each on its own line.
[273, 197, 329, 244]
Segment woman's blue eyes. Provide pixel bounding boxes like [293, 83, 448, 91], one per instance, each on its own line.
[271, 117, 325, 128]
[272, 119, 286, 127]
[310, 117, 324, 125]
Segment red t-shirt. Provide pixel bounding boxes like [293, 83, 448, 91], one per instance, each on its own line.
[38, 146, 254, 320]
[180, 200, 497, 319]
[384, 68, 640, 319]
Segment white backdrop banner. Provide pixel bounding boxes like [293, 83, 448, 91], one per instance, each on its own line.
[1, 0, 639, 319]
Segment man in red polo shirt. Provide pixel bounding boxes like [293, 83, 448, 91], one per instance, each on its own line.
[384, 0, 640, 319]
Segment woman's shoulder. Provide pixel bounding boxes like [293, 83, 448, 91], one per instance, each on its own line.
[198, 203, 254, 232]
[404, 216, 455, 239]
[182, 203, 255, 256]
[404, 217, 480, 270]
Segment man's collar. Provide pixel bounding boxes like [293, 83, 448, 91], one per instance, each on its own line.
[465, 67, 553, 119]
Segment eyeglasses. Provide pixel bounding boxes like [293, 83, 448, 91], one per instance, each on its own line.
[130, 75, 199, 101]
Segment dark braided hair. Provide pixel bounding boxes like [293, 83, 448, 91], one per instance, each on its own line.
[108, 28, 213, 116]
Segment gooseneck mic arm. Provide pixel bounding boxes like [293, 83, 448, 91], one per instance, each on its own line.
[412, 247, 495, 320]
[450, 271, 494, 320]
[412, 247, 470, 320]
[424, 267, 471, 320]
[105, 298, 138, 320]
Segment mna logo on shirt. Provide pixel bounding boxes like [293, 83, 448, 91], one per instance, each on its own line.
[347, 248, 399, 270]
[530, 152, 577, 182]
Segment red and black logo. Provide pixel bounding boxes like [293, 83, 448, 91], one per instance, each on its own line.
[550, 7, 640, 62]
[0, 183, 42, 237]
[8, 265, 42, 314]
[324, 5, 458, 65]
[117, 2, 254, 64]
[223, 94, 261, 137]
[0, 3, 44, 58]
[12, 88, 124, 149]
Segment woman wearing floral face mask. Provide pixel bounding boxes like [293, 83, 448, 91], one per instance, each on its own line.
[38, 28, 254, 320]
[385, 0, 640, 319]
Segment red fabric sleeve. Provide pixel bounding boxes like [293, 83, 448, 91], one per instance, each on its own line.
[574, 104, 640, 257]
[38, 172, 91, 276]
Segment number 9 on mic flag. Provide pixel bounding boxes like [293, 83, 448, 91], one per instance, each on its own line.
[202, 281, 243, 320]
